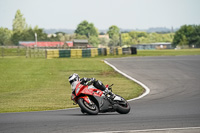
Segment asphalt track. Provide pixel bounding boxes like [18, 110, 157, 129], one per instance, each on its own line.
[0, 55, 200, 133]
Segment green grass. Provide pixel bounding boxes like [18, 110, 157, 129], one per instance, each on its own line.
[0, 57, 144, 113]
[136, 49, 200, 56]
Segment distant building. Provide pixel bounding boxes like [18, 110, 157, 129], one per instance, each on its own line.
[73, 39, 88, 48]
[133, 42, 172, 50]
[66, 41, 73, 47]
[19, 41, 64, 47]
[98, 34, 109, 39]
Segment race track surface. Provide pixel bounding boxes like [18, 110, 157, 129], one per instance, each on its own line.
[0, 55, 200, 133]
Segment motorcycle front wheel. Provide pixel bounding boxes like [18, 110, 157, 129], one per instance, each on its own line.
[77, 98, 99, 115]
[116, 95, 131, 114]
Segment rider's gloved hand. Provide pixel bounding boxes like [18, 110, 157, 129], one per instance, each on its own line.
[86, 78, 96, 86]
[85, 81, 90, 86]
[86, 81, 92, 86]
[91, 78, 96, 82]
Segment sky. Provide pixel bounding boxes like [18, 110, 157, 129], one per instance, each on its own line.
[0, 0, 200, 30]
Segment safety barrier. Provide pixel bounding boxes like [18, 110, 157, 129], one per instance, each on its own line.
[46, 47, 136, 59]
[106, 48, 110, 55]
[46, 49, 59, 59]
[82, 49, 91, 57]
[59, 49, 70, 58]
[91, 48, 98, 57]
[118, 48, 122, 55]
[71, 49, 82, 58]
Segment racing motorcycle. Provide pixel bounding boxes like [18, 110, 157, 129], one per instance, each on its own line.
[71, 81, 130, 115]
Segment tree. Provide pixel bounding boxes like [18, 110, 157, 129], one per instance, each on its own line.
[33, 26, 48, 41]
[99, 37, 109, 46]
[57, 33, 65, 42]
[11, 31, 23, 45]
[88, 23, 99, 37]
[108, 34, 119, 47]
[74, 34, 87, 39]
[128, 31, 149, 44]
[129, 31, 147, 39]
[65, 34, 75, 41]
[12, 9, 27, 32]
[137, 32, 148, 38]
[11, 25, 48, 45]
[107, 25, 120, 47]
[129, 31, 137, 39]
[179, 35, 188, 47]
[107, 25, 120, 39]
[190, 25, 200, 47]
[0, 27, 13, 45]
[173, 25, 200, 48]
[11, 9, 28, 45]
[89, 36, 99, 47]
[75, 20, 98, 38]
[121, 33, 132, 46]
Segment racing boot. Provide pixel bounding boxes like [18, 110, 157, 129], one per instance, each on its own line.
[103, 88, 118, 100]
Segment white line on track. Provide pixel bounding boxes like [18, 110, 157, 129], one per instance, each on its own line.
[104, 60, 150, 101]
[88, 127, 200, 133]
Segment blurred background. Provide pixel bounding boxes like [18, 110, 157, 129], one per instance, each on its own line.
[0, 0, 199, 50]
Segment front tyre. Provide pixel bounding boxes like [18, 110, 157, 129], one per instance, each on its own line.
[116, 95, 131, 114]
[77, 98, 99, 115]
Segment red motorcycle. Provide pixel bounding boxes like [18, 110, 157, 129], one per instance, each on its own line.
[71, 81, 130, 115]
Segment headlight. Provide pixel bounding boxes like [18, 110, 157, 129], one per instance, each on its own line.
[76, 87, 80, 95]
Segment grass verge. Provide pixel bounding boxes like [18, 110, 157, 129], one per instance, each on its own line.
[136, 49, 200, 56]
[0, 57, 144, 113]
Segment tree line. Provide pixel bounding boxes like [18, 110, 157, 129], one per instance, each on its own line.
[172, 25, 200, 48]
[0, 9, 199, 48]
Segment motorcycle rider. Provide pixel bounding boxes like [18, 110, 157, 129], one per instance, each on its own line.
[68, 73, 117, 100]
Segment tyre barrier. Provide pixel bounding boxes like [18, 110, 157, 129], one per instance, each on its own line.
[82, 49, 91, 58]
[71, 49, 82, 58]
[46, 47, 136, 59]
[46, 49, 59, 59]
[59, 49, 71, 58]
[91, 48, 98, 57]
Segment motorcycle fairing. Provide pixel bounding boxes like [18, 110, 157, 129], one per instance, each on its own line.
[75, 82, 103, 97]
[93, 95, 116, 112]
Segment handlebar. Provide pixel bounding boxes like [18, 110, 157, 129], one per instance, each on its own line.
[109, 84, 114, 88]
[108, 84, 114, 92]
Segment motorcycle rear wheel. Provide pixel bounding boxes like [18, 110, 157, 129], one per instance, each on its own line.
[77, 98, 99, 115]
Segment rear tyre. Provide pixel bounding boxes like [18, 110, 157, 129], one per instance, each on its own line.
[116, 95, 131, 114]
[77, 98, 99, 115]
